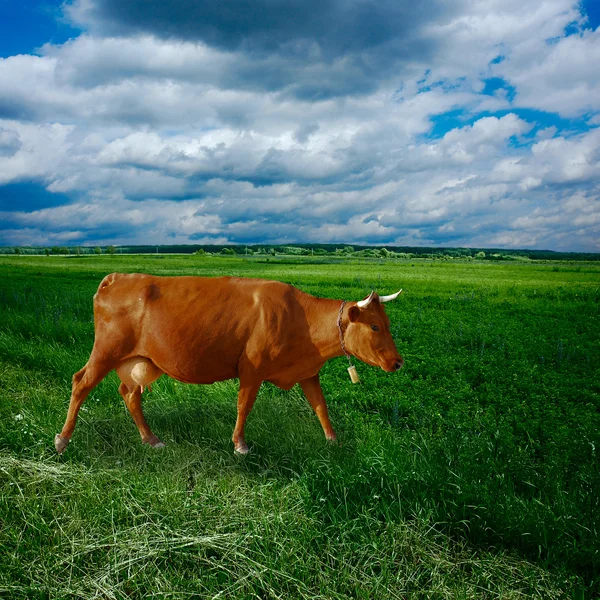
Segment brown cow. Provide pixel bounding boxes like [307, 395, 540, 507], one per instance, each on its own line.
[55, 273, 403, 454]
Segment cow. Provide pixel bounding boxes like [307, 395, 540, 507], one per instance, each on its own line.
[55, 273, 403, 455]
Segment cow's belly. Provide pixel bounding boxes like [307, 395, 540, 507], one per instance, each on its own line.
[139, 338, 241, 385]
[166, 362, 237, 384]
[266, 361, 323, 390]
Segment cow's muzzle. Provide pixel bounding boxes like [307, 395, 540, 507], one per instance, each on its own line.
[383, 357, 404, 372]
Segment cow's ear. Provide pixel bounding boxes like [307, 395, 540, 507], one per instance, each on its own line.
[348, 305, 360, 323]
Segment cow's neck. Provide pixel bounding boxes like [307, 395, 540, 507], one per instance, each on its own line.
[304, 296, 350, 362]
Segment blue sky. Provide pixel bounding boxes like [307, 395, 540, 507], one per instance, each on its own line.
[0, 0, 599, 251]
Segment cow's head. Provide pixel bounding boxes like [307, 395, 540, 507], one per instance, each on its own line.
[344, 290, 404, 373]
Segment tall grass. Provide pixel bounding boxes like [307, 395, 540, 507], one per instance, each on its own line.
[0, 254, 598, 598]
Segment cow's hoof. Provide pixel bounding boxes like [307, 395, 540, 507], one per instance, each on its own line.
[143, 435, 165, 449]
[234, 443, 250, 455]
[55, 434, 69, 454]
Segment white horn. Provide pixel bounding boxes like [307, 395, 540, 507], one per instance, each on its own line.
[357, 290, 375, 308]
[380, 290, 403, 303]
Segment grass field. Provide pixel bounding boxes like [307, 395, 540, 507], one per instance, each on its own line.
[0, 254, 598, 599]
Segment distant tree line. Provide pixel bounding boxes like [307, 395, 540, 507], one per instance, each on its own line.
[1, 244, 598, 261]
[2, 245, 116, 256]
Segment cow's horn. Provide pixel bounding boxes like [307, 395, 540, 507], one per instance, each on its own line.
[380, 290, 403, 303]
[357, 290, 375, 308]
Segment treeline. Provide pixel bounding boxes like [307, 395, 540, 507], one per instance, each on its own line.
[2, 244, 598, 261]
[4, 245, 117, 256]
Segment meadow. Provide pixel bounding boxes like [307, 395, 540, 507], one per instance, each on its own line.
[0, 254, 598, 599]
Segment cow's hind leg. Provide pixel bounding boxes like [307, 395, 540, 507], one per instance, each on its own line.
[118, 382, 164, 448]
[55, 360, 114, 454]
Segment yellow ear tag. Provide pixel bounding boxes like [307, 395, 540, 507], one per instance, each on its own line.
[348, 365, 360, 384]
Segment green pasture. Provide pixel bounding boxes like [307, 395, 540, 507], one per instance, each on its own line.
[0, 254, 598, 598]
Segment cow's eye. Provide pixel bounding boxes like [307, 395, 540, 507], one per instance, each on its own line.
[371, 325, 379, 332]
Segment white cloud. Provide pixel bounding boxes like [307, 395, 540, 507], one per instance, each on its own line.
[497, 27, 600, 116]
[0, 120, 74, 185]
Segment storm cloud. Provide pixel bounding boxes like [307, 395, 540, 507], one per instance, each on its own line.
[67, 0, 446, 56]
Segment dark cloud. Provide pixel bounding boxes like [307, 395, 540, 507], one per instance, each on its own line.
[64, 0, 454, 99]
[294, 123, 319, 144]
[70, 0, 450, 58]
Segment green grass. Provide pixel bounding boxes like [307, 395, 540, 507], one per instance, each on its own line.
[0, 254, 598, 598]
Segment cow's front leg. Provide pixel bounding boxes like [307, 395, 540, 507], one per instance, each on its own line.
[232, 378, 262, 454]
[299, 375, 337, 442]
